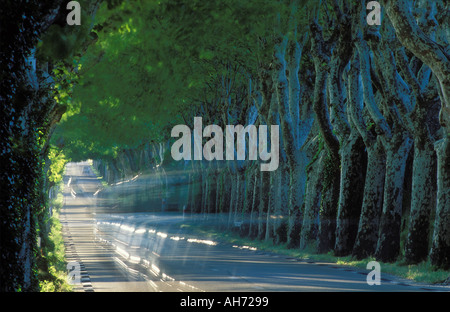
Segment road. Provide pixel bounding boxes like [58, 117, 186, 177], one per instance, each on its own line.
[60, 162, 449, 292]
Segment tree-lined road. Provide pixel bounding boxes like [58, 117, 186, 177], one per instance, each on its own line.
[61, 162, 449, 292]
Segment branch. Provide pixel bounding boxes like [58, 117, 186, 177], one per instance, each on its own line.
[396, 47, 422, 100]
[327, 11, 352, 140]
[382, 0, 450, 130]
[347, 52, 375, 145]
[310, 19, 340, 159]
[354, 29, 392, 138]
[375, 36, 414, 131]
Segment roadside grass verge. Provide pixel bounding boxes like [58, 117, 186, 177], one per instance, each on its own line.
[179, 221, 450, 285]
[38, 187, 72, 292]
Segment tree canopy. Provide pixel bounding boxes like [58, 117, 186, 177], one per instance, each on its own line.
[2, 0, 449, 291]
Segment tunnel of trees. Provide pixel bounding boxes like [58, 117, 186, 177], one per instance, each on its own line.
[1, 0, 449, 291]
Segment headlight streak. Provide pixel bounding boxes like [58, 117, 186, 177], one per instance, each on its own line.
[93, 214, 235, 292]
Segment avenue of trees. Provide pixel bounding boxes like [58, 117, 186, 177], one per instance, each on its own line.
[1, 0, 449, 291]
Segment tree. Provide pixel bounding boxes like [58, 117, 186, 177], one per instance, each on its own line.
[0, 0, 100, 291]
[381, 0, 449, 268]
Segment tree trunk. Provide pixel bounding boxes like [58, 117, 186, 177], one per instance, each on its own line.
[310, 19, 341, 254]
[206, 163, 217, 215]
[300, 151, 324, 250]
[317, 152, 340, 253]
[201, 166, 208, 216]
[217, 172, 223, 215]
[375, 131, 413, 262]
[334, 132, 366, 256]
[258, 171, 270, 240]
[192, 168, 202, 214]
[274, 162, 289, 244]
[287, 159, 307, 248]
[221, 171, 231, 214]
[404, 140, 436, 263]
[248, 168, 260, 239]
[242, 166, 256, 236]
[18, 195, 34, 291]
[346, 50, 386, 260]
[273, 36, 310, 248]
[234, 170, 246, 232]
[218, 171, 231, 230]
[227, 170, 237, 228]
[352, 140, 386, 259]
[382, 0, 450, 269]
[186, 172, 194, 212]
[265, 169, 277, 241]
[429, 137, 450, 269]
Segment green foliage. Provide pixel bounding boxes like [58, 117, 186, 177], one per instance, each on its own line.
[38, 210, 72, 292]
[3, 0, 326, 292]
[53, 0, 314, 161]
[36, 0, 96, 62]
[47, 148, 68, 185]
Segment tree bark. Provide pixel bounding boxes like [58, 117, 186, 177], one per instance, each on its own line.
[300, 149, 324, 250]
[309, 21, 340, 253]
[234, 169, 246, 232]
[192, 166, 202, 214]
[382, 0, 450, 269]
[274, 162, 289, 244]
[265, 168, 278, 241]
[352, 140, 386, 259]
[334, 132, 365, 256]
[273, 35, 312, 248]
[404, 140, 436, 263]
[429, 137, 450, 269]
[317, 151, 340, 254]
[248, 168, 260, 239]
[227, 169, 237, 228]
[242, 165, 256, 236]
[286, 161, 307, 248]
[382, 0, 450, 130]
[206, 162, 218, 215]
[375, 131, 413, 262]
[258, 171, 270, 240]
[346, 46, 386, 259]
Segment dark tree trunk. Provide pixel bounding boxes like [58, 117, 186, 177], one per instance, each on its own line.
[404, 141, 436, 263]
[300, 150, 324, 250]
[334, 133, 366, 256]
[429, 138, 450, 269]
[352, 141, 386, 259]
[317, 152, 340, 254]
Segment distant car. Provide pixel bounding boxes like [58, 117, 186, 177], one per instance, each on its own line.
[82, 166, 90, 174]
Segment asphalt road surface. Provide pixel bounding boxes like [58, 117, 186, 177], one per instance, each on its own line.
[60, 162, 449, 292]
